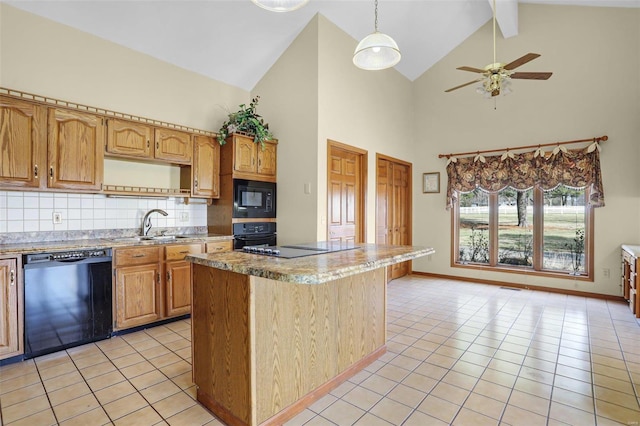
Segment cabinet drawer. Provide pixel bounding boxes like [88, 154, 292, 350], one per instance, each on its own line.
[206, 241, 233, 253]
[115, 246, 161, 266]
[165, 243, 203, 261]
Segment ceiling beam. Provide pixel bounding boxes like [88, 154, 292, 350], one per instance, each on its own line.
[491, 0, 519, 39]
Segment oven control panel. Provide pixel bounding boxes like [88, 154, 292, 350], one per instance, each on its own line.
[25, 249, 112, 264]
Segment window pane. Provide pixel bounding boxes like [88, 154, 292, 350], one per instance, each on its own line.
[542, 186, 586, 274]
[458, 189, 489, 264]
[498, 188, 533, 267]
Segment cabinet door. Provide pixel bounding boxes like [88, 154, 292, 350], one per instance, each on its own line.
[192, 135, 220, 198]
[106, 118, 153, 159]
[154, 128, 192, 164]
[48, 108, 104, 190]
[165, 260, 192, 317]
[257, 141, 277, 178]
[0, 96, 46, 189]
[233, 135, 258, 174]
[0, 259, 19, 358]
[115, 264, 161, 329]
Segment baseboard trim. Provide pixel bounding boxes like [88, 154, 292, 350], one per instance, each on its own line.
[410, 271, 626, 303]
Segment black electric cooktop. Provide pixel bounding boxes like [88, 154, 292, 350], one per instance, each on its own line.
[240, 241, 359, 259]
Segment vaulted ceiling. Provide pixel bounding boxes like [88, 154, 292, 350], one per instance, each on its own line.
[6, 0, 639, 91]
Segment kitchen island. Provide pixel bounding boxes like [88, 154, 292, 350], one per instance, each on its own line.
[187, 243, 433, 426]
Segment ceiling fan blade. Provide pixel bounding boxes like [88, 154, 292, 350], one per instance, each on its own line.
[445, 78, 485, 93]
[456, 66, 485, 74]
[511, 72, 553, 80]
[504, 53, 541, 70]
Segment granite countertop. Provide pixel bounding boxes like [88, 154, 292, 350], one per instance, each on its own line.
[622, 244, 640, 258]
[0, 234, 233, 256]
[187, 243, 434, 284]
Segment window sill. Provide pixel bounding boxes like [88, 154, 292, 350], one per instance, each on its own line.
[452, 262, 593, 282]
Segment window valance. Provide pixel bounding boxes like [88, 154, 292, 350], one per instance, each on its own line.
[445, 143, 604, 209]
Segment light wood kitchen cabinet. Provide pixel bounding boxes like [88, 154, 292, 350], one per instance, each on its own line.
[0, 257, 21, 360]
[0, 96, 46, 189]
[182, 135, 220, 199]
[113, 246, 162, 330]
[205, 240, 233, 254]
[105, 118, 153, 159]
[165, 243, 203, 317]
[48, 107, 104, 191]
[154, 128, 192, 164]
[622, 245, 640, 317]
[220, 133, 277, 182]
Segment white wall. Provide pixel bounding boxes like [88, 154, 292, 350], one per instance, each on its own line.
[255, 14, 415, 244]
[0, 3, 249, 234]
[411, 4, 640, 297]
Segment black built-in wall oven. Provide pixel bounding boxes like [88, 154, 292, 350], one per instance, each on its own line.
[233, 179, 276, 219]
[233, 222, 277, 250]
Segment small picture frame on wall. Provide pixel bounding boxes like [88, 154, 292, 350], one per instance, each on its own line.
[423, 172, 440, 193]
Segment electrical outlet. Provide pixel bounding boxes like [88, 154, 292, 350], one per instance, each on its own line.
[53, 212, 62, 224]
[179, 212, 189, 222]
[603, 268, 610, 278]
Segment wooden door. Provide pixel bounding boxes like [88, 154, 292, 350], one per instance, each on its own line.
[192, 135, 220, 198]
[0, 96, 46, 189]
[165, 260, 192, 317]
[106, 118, 153, 159]
[154, 128, 192, 164]
[257, 140, 277, 178]
[376, 155, 412, 281]
[328, 141, 366, 243]
[234, 135, 257, 174]
[115, 264, 161, 329]
[47, 108, 104, 191]
[0, 259, 19, 358]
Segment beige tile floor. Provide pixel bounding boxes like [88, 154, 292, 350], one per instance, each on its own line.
[2, 276, 640, 425]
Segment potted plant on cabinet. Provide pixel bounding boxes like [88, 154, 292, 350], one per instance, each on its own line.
[217, 96, 274, 148]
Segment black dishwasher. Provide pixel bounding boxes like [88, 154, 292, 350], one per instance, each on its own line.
[23, 249, 113, 359]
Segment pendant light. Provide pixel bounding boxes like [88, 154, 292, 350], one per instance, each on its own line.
[251, 0, 309, 12]
[353, 0, 401, 71]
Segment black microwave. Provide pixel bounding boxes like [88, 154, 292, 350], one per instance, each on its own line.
[233, 179, 276, 218]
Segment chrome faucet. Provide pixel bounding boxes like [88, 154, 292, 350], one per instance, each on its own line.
[142, 209, 168, 236]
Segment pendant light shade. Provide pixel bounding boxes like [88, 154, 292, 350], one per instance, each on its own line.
[251, 0, 309, 12]
[353, 0, 401, 70]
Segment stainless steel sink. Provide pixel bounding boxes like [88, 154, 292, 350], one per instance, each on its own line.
[111, 235, 188, 243]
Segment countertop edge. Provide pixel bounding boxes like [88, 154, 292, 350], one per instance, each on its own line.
[188, 245, 435, 284]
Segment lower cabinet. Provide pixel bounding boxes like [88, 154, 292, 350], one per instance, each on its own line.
[622, 245, 640, 317]
[0, 257, 21, 360]
[114, 246, 162, 330]
[114, 241, 229, 330]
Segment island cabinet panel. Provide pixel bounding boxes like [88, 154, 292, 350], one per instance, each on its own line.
[105, 118, 153, 158]
[191, 265, 387, 426]
[0, 96, 46, 189]
[192, 266, 253, 426]
[47, 108, 104, 191]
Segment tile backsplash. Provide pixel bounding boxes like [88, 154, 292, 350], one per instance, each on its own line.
[0, 191, 207, 234]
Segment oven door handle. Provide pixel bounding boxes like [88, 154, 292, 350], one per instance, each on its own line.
[235, 235, 274, 241]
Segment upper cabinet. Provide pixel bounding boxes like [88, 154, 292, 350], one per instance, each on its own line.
[48, 108, 104, 191]
[221, 133, 277, 182]
[0, 96, 46, 189]
[106, 119, 192, 164]
[106, 118, 153, 159]
[190, 135, 220, 198]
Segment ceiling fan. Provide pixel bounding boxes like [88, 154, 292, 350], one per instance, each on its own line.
[445, 0, 552, 97]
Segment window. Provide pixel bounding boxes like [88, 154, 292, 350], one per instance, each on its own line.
[446, 143, 603, 280]
[454, 185, 591, 278]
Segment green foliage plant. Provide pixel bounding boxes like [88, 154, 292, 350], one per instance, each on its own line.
[217, 96, 274, 148]
[565, 229, 585, 274]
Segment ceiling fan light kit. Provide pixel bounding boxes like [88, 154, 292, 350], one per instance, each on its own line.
[445, 0, 552, 98]
[251, 0, 309, 12]
[353, 0, 401, 71]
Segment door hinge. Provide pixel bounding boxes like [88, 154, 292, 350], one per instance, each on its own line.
[167, 271, 171, 282]
[10, 270, 15, 285]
